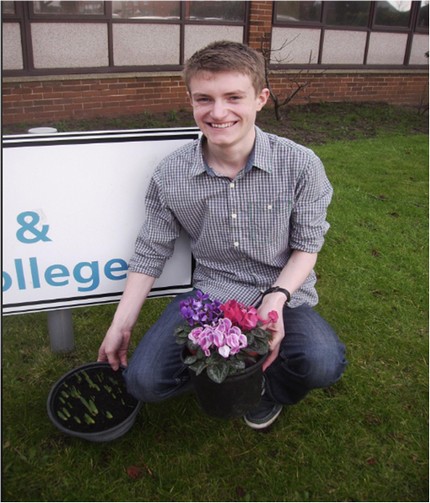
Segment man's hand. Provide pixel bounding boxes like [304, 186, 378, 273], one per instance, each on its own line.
[97, 272, 156, 370]
[257, 294, 286, 371]
[97, 324, 132, 371]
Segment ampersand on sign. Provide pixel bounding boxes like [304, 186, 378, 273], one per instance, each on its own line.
[16, 211, 52, 244]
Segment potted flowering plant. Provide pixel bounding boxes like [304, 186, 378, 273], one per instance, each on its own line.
[175, 291, 278, 418]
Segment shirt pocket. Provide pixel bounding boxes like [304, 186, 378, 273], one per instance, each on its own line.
[245, 197, 292, 242]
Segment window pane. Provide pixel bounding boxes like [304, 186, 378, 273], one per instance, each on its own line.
[112, 1, 180, 19]
[186, 1, 246, 22]
[33, 1, 104, 15]
[374, 1, 412, 27]
[325, 1, 370, 26]
[417, 0, 429, 29]
[275, 1, 322, 23]
[2, 1, 15, 14]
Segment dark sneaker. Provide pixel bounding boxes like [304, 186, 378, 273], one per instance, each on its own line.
[244, 396, 283, 430]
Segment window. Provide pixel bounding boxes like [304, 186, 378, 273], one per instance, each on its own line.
[374, 1, 412, 27]
[275, 1, 322, 24]
[112, 1, 180, 20]
[3, 1, 248, 76]
[417, 0, 429, 28]
[29, 1, 247, 22]
[324, 1, 370, 26]
[186, 1, 246, 22]
[273, 1, 427, 68]
[32, 1, 104, 15]
[2, 1, 15, 14]
[274, 1, 426, 30]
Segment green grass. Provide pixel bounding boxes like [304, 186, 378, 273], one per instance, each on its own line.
[2, 109, 428, 501]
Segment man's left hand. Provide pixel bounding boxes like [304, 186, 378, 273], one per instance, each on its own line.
[257, 298, 285, 371]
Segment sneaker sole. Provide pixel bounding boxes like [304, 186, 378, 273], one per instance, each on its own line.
[243, 406, 283, 430]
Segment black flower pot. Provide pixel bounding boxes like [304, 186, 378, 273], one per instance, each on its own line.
[186, 351, 268, 419]
[47, 362, 142, 442]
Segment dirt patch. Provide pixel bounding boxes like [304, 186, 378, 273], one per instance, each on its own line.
[4, 102, 428, 145]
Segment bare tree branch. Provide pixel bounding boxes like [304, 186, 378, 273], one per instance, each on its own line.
[260, 34, 319, 120]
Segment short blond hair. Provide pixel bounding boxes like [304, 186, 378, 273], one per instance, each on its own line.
[183, 41, 266, 94]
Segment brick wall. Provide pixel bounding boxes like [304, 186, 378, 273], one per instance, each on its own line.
[248, 1, 273, 49]
[269, 72, 428, 106]
[3, 71, 428, 126]
[2, 75, 189, 125]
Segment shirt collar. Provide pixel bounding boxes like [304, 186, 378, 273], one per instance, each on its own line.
[190, 126, 272, 177]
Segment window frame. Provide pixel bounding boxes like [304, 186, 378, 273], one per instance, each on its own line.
[29, 1, 107, 19]
[3, 1, 250, 77]
[272, 0, 428, 68]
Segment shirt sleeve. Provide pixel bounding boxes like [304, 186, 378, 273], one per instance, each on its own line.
[128, 172, 182, 277]
[289, 152, 333, 253]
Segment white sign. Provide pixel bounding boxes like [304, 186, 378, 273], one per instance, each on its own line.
[2, 128, 200, 314]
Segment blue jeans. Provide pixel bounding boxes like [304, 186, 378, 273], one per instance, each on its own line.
[124, 290, 347, 405]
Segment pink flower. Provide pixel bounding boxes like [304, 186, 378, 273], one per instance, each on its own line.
[212, 328, 225, 348]
[225, 331, 247, 355]
[267, 310, 279, 323]
[188, 327, 203, 345]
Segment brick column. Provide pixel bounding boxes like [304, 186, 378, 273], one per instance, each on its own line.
[247, 1, 273, 52]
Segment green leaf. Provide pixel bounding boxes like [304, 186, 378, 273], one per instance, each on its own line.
[184, 354, 197, 365]
[229, 359, 246, 371]
[175, 326, 191, 344]
[190, 359, 207, 375]
[249, 338, 269, 355]
[207, 362, 229, 384]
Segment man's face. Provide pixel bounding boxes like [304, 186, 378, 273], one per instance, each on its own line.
[188, 71, 269, 150]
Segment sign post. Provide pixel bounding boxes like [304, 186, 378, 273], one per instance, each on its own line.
[47, 309, 75, 352]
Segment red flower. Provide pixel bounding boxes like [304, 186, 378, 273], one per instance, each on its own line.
[220, 300, 275, 331]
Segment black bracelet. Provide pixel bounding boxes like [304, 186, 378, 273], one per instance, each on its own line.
[262, 286, 291, 304]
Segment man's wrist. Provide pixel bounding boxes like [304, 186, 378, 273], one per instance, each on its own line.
[261, 286, 291, 305]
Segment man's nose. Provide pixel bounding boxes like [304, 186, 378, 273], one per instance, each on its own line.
[211, 99, 228, 119]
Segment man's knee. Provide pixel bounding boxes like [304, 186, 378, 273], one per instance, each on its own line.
[123, 363, 164, 403]
[124, 357, 191, 402]
[286, 342, 347, 389]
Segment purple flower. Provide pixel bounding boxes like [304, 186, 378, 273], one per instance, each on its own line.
[179, 291, 223, 327]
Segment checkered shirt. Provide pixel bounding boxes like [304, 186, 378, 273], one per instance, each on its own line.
[129, 127, 333, 307]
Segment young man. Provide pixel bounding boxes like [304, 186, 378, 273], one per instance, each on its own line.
[98, 41, 347, 430]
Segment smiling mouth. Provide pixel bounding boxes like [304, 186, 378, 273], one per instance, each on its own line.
[209, 122, 236, 129]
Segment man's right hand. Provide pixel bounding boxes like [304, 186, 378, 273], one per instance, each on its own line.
[97, 272, 156, 370]
[97, 324, 132, 371]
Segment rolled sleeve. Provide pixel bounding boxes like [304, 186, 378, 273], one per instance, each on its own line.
[289, 154, 333, 253]
[128, 175, 181, 277]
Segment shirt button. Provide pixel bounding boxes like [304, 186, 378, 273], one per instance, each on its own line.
[267, 204, 273, 210]
[232, 213, 237, 219]
[230, 183, 235, 189]
[234, 241, 239, 247]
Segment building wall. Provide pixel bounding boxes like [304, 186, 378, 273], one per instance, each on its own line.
[3, 69, 427, 126]
[2, 1, 428, 126]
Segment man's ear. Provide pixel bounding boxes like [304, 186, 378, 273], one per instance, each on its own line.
[256, 88, 270, 111]
[187, 91, 193, 106]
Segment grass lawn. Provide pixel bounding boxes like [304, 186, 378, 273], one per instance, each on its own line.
[2, 104, 428, 501]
